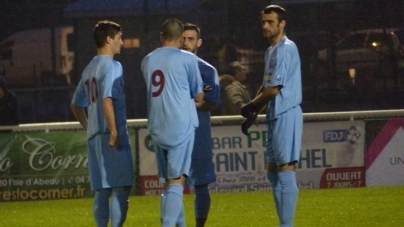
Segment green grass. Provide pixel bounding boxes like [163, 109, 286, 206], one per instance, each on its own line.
[1, 186, 403, 226]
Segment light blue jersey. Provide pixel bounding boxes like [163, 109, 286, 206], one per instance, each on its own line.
[71, 54, 133, 189]
[263, 36, 303, 165]
[193, 58, 220, 159]
[263, 36, 302, 121]
[141, 46, 203, 149]
[72, 55, 129, 148]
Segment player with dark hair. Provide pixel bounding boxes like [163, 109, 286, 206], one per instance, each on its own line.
[141, 18, 204, 227]
[241, 5, 303, 227]
[182, 23, 220, 227]
[70, 20, 134, 227]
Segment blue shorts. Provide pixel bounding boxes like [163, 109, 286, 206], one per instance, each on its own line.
[155, 132, 195, 182]
[87, 134, 135, 190]
[264, 106, 303, 165]
[187, 158, 216, 186]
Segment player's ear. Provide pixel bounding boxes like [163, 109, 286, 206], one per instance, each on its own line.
[159, 33, 164, 43]
[106, 36, 113, 44]
[197, 39, 202, 48]
[280, 20, 286, 30]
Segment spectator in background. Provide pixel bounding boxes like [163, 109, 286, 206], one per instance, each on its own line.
[220, 61, 251, 115]
[0, 73, 20, 126]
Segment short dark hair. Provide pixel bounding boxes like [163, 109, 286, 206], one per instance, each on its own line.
[93, 20, 122, 48]
[262, 5, 286, 22]
[161, 18, 184, 41]
[183, 23, 201, 39]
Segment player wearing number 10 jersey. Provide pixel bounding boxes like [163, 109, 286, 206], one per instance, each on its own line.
[71, 21, 134, 227]
[141, 19, 204, 227]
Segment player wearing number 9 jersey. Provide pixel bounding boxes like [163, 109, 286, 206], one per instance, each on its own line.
[70, 21, 134, 227]
[141, 18, 204, 227]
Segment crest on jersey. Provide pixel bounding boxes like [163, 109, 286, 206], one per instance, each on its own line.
[270, 59, 275, 69]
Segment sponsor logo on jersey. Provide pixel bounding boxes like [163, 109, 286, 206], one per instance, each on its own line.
[264, 74, 272, 82]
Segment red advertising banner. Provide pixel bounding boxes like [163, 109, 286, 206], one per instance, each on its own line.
[319, 167, 365, 189]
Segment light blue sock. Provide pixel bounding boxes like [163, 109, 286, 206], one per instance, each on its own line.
[194, 184, 210, 219]
[110, 187, 131, 227]
[162, 183, 184, 227]
[175, 206, 186, 227]
[93, 188, 111, 227]
[278, 171, 298, 227]
[267, 171, 282, 220]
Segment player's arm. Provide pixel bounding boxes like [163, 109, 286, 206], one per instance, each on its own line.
[102, 97, 118, 148]
[252, 85, 280, 112]
[240, 85, 280, 119]
[70, 103, 88, 131]
[196, 67, 219, 112]
[194, 92, 204, 103]
[256, 85, 265, 97]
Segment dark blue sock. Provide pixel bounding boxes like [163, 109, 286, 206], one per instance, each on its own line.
[110, 187, 131, 227]
[93, 188, 111, 227]
[194, 184, 211, 219]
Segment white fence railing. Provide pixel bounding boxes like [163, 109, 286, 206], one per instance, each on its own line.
[1, 109, 404, 132]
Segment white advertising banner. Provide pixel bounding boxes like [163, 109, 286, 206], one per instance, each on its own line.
[137, 121, 365, 195]
[366, 119, 404, 186]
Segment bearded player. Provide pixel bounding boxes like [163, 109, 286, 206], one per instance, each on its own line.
[241, 5, 303, 227]
[182, 23, 220, 227]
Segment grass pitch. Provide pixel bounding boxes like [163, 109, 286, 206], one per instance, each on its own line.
[1, 186, 403, 226]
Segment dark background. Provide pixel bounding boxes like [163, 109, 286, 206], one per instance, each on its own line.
[1, 0, 404, 123]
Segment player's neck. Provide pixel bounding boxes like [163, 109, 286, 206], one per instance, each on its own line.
[270, 33, 285, 47]
[97, 47, 114, 59]
[162, 37, 182, 49]
[162, 42, 181, 49]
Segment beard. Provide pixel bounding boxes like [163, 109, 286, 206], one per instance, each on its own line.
[263, 28, 280, 40]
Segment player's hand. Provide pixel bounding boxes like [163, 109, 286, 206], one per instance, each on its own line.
[241, 102, 257, 120]
[108, 132, 119, 149]
[241, 118, 255, 136]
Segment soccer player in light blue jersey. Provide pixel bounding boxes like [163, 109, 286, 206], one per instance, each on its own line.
[70, 21, 134, 227]
[141, 19, 204, 227]
[240, 5, 303, 227]
[182, 23, 220, 227]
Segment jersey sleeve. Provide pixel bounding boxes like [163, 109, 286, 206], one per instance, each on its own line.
[200, 63, 220, 105]
[101, 61, 114, 99]
[188, 56, 203, 98]
[263, 45, 286, 88]
[71, 78, 88, 107]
